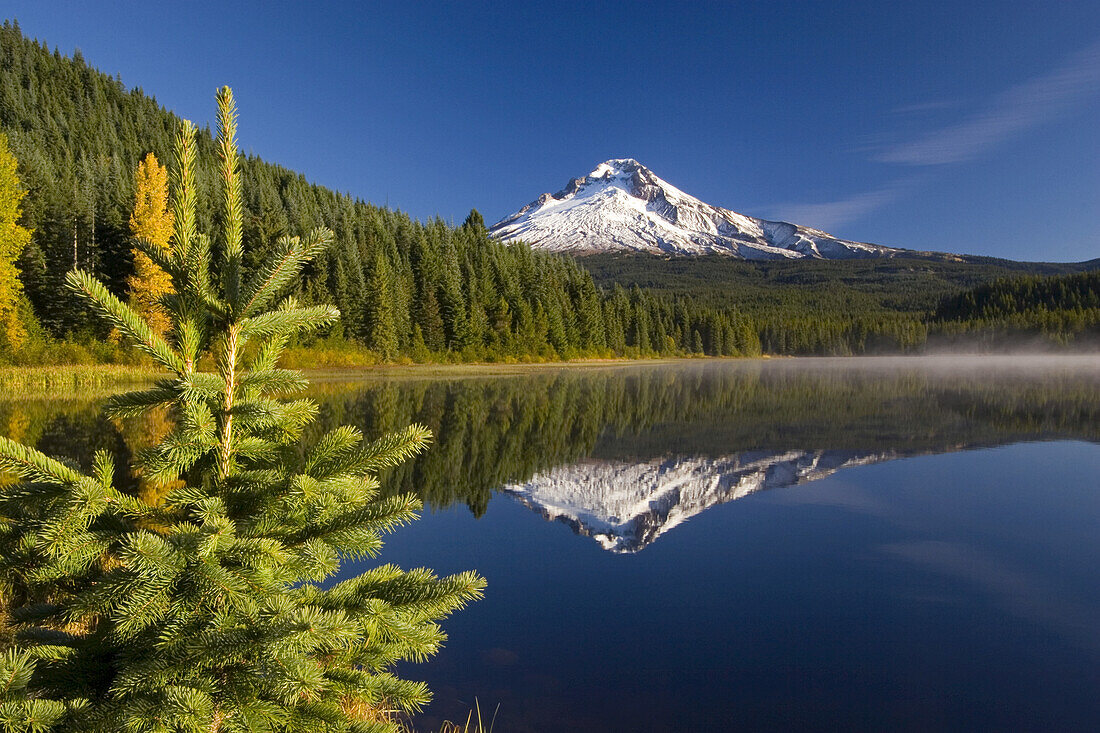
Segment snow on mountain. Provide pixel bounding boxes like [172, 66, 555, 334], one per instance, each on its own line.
[502, 449, 901, 552]
[489, 158, 900, 258]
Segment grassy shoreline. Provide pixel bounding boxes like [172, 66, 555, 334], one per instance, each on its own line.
[0, 356, 735, 396]
[303, 356, 716, 382]
[6, 351, 1098, 397]
[0, 364, 164, 396]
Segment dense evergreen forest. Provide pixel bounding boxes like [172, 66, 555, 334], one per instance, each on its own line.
[584, 254, 1100, 352]
[582, 253, 1099, 317]
[935, 270, 1100, 319]
[0, 20, 761, 363]
[0, 19, 1097, 361]
[931, 270, 1100, 347]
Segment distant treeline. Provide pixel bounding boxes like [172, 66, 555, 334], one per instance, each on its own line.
[935, 271, 1100, 320]
[0, 20, 759, 362]
[584, 254, 1100, 353]
[930, 271, 1100, 348]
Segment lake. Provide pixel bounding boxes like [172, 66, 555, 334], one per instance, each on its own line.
[3, 356, 1099, 731]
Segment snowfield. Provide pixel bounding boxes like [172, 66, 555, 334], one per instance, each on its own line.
[490, 158, 900, 258]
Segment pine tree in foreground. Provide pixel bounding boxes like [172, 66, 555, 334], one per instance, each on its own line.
[0, 88, 484, 732]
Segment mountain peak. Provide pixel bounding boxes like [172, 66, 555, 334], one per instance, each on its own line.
[588, 158, 646, 178]
[490, 160, 900, 259]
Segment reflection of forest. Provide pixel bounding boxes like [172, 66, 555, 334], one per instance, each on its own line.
[2, 360, 1098, 514]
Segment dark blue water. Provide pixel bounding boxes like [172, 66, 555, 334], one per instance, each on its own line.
[6, 356, 1099, 730]
[378, 441, 1100, 731]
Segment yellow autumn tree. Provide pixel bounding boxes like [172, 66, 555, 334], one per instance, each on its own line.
[126, 152, 174, 336]
[0, 132, 32, 351]
[123, 153, 178, 503]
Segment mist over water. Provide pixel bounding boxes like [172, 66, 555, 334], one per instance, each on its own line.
[753, 353, 1100, 374]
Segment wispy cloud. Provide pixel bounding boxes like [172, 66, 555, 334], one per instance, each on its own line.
[884, 540, 1100, 651]
[764, 477, 895, 518]
[769, 178, 916, 230]
[878, 40, 1100, 165]
[770, 40, 1100, 230]
[889, 99, 961, 115]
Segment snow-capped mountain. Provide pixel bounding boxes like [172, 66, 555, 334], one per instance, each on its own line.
[502, 449, 902, 552]
[489, 159, 900, 258]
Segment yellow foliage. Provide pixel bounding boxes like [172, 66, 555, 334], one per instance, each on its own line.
[117, 405, 183, 506]
[4, 408, 29, 445]
[0, 132, 32, 351]
[0, 408, 30, 487]
[127, 153, 174, 336]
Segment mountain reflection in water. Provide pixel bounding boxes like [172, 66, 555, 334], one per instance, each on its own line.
[504, 450, 904, 552]
[4, 356, 1098, 552]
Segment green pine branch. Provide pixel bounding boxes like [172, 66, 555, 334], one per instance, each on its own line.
[0, 86, 484, 731]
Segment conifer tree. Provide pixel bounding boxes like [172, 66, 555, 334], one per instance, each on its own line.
[416, 288, 446, 353]
[126, 153, 174, 336]
[364, 250, 397, 360]
[0, 88, 483, 732]
[0, 132, 32, 350]
[461, 209, 484, 231]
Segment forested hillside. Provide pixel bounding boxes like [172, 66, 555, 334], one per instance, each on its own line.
[931, 271, 1100, 347]
[582, 254, 1100, 317]
[935, 271, 1100, 319]
[582, 253, 1100, 353]
[0, 20, 759, 362]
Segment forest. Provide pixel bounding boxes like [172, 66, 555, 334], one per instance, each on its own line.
[0, 21, 760, 365]
[584, 254, 1100, 353]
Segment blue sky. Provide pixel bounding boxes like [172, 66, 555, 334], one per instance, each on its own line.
[6, 1, 1100, 261]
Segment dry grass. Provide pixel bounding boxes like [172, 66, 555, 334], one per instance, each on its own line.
[434, 701, 500, 733]
[0, 365, 161, 397]
[278, 342, 383, 369]
[0, 355, 739, 399]
[397, 699, 500, 733]
[304, 356, 697, 383]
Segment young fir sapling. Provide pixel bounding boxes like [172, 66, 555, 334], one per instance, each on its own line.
[0, 87, 483, 732]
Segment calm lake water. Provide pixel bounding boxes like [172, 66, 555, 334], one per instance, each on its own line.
[4, 356, 1099, 731]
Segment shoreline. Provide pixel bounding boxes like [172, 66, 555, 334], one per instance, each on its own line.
[303, 356, 734, 382]
[0, 357, 725, 395]
[0, 364, 163, 397]
[2, 352, 1097, 397]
